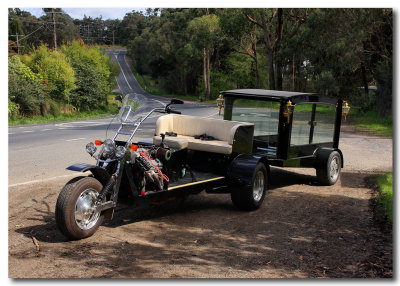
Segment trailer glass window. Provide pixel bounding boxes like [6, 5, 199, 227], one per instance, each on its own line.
[290, 104, 336, 146]
[230, 99, 280, 157]
[290, 105, 312, 146]
[312, 105, 336, 144]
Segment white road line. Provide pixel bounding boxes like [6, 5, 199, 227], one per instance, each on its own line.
[116, 55, 133, 90]
[9, 174, 78, 188]
[151, 98, 167, 107]
[41, 129, 52, 131]
[23, 130, 33, 133]
[65, 138, 85, 142]
[57, 128, 67, 130]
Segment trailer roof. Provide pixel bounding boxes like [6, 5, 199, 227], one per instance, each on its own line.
[221, 89, 338, 104]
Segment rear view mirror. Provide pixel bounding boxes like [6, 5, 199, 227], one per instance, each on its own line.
[170, 99, 184, 105]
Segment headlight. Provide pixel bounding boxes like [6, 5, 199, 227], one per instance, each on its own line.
[115, 146, 127, 158]
[86, 142, 97, 156]
[102, 139, 116, 158]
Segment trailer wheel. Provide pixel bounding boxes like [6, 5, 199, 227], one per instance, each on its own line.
[55, 177, 104, 240]
[316, 151, 341, 185]
[231, 163, 267, 211]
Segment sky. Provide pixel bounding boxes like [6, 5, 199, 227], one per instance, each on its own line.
[21, 8, 146, 20]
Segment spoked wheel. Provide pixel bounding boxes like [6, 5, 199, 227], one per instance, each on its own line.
[316, 151, 342, 185]
[231, 163, 268, 211]
[55, 177, 104, 240]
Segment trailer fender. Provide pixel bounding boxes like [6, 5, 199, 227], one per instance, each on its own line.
[227, 154, 270, 188]
[66, 163, 111, 185]
[314, 148, 344, 168]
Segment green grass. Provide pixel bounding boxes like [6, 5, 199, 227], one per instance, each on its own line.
[350, 109, 392, 137]
[370, 172, 393, 224]
[9, 94, 120, 126]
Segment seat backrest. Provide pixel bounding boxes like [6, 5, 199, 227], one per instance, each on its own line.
[155, 114, 253, 142]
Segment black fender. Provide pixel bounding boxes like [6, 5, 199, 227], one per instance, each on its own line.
[66, 163, 111, 185]
[314, 148, 344, 168]
[226, 154, 270, 188]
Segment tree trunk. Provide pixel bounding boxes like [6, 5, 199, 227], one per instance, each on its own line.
[206, 47, 211, 98]
[361, 61, 369, 96]
[203, 48, 208, 98]
[276, 8, 284, 90]
[267, 48, 275, 90]
[259, 12, 275, 90]
[276, 64, 283, 90]
[292, 54, 295, 90]
[252, 43, 261, 89]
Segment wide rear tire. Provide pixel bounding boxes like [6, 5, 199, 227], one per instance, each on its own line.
[231, 163, 268, 211]
[55, 177, 104, 240]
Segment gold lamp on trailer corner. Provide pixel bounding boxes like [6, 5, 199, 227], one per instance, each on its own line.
[282, 100, 295, 123]
[216, 94, 224, 116]
[342, 101, 350, 122]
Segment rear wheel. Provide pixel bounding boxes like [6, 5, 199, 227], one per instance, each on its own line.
[55, 177, 104, 240]
[316, 151, 341, 185]
[231, 163, 268, 211]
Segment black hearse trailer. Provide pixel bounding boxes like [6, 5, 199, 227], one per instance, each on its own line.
[56, 90, 344, 239]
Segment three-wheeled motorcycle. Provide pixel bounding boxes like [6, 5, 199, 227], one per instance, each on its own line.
[55, 90, 345, 240]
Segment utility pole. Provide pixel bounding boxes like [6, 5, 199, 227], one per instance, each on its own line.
[87, 24, 90, 46]
[51, 8, 57, 50]
[10, 34, 24, 54]
[45, 9, 63, 50]
[112, 30, 115, 52]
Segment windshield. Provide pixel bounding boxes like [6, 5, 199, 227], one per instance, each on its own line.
[118, 94, 145, 124]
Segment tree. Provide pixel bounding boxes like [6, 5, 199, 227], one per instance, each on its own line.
[188, 13, 222, 98]
[246, 8, 283, 90]
[219, 8, 262, 88]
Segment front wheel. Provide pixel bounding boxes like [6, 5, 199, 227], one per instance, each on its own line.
[55, 177, 104, 240]
[231, 163, 268, 211]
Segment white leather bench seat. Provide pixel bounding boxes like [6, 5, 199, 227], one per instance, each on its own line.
[153, 135, 188, 150]
[153, 115, 253, 154]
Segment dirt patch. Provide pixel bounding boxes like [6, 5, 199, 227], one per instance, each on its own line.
[8, 167, 392, 278]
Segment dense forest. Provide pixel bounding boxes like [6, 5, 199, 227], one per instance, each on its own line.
[8, 8, 392, 117]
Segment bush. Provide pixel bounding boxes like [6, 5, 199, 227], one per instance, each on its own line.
[8, 67, 47, 116]
[28, 46, 76, 103]
[61, 41, 113, 110]
[8, 100, 19, 118]
[8, 55, 43, 83]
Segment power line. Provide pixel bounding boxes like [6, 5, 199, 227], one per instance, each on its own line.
[8, 24, 46, 46]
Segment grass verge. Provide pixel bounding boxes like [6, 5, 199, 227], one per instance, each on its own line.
[350, 109, 392, 137]
[9, 94, 121, 126]
[369, 172, 393, 225]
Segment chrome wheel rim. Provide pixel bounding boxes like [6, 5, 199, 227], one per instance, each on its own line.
[75, 189, 100, 230]
[253, 171, 265, 202]
[329, 156, 340, 182]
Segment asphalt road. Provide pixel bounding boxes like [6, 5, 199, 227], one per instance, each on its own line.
[8, 50, 218, 186]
